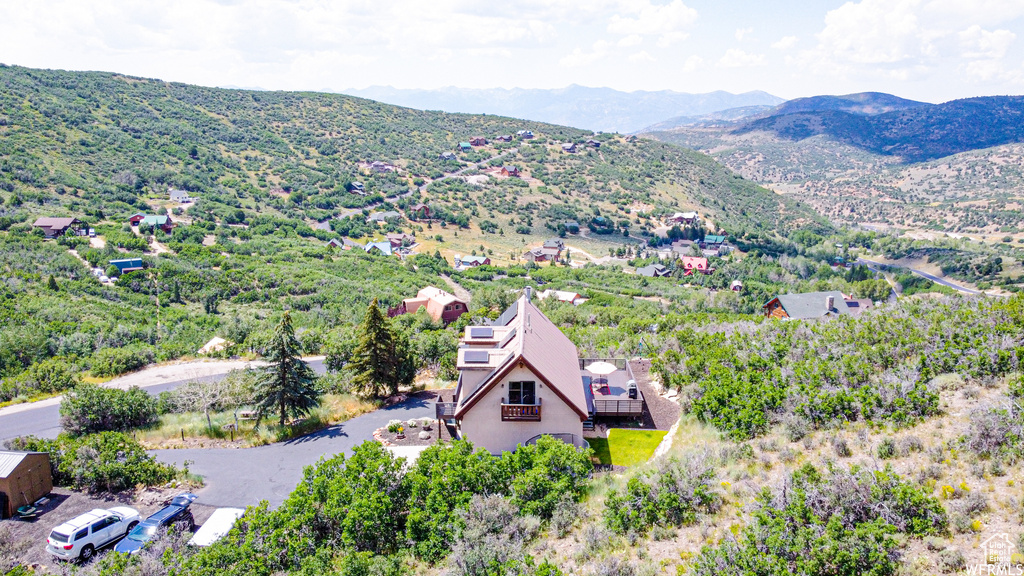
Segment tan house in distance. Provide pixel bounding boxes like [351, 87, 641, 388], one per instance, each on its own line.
[391, 286, 468, 325]
[444, 291, 590, 454]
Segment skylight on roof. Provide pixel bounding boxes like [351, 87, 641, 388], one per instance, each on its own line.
[464, 350, 490, 363]
[470, 327, 494, 338]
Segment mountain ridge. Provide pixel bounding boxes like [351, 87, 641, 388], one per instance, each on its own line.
[341, 84, 784, 133]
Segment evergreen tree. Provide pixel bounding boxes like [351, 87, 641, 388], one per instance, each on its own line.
[350, 299, 415, 399]
[254, 312, 320, 426]
[47, 275, 59, 291]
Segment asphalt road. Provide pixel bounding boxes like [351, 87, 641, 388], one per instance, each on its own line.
[0, 360, 326, 444]
[856, 258, 983, 295]
[151, 395, 436, 508]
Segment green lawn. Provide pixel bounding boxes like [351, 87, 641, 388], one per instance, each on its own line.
[589, 429, 667, 467]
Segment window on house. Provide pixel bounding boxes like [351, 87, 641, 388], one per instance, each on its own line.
[508, 381, 536, 405]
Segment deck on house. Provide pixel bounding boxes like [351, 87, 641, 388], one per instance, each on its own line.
[580, 358, 645, 418]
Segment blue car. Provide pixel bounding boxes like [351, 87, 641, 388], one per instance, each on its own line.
[113, 493, 197, 555]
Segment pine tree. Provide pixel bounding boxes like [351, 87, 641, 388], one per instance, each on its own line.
[351, 299, 415, 399]
[47, 275, 59, 291]
[254, 311, 320, 426]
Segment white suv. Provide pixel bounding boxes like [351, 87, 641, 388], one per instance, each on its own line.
[46, 507, 141, 561]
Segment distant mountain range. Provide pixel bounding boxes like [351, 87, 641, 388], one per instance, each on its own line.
[341, 85, 784, 133]
[652, 92, 1024, 163]
[642, 91, 1024, 235]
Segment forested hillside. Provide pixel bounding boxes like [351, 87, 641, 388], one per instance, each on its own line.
[0, 65, 820, 242]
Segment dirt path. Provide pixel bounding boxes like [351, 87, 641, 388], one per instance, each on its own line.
[441, 275, 472, 302]
[565, 245, 598, 263]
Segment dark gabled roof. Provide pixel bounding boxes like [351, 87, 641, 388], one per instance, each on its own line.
[768, 290, 850, 319]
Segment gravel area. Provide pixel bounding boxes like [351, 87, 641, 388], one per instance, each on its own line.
[1, 487, 218, 571]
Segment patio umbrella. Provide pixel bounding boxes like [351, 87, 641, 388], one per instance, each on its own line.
[585, 361, 618, 375]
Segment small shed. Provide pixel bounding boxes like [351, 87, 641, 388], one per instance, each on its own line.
[0, 451, 52, 519]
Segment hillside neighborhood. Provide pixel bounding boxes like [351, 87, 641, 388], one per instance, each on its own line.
[0, 44, 1022, 576]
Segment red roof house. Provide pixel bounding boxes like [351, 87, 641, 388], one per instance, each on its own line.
[681, 256, 713, 275]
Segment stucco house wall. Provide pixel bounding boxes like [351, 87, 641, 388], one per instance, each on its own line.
[458, 365, 583, 454]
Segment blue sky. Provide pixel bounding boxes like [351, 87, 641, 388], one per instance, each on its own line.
[1, 0, 1023, 102]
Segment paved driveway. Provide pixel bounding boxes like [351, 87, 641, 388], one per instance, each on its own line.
[151, 392, 438, 508]
[0, 359, 327, 444]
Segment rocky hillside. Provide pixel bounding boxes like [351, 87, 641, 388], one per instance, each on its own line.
[643, 93, 1024, 237]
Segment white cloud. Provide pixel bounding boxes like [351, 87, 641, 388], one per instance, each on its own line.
[772, 36, 798, 50]
[958, 25, 1016, 59]
[628, 50, 656, 62]
[618, 34, 644, 47]
[793, 0, 1024, 91]
[607, 0, 697, 47]
[559, 41, 611, 67]
[682, 55, 704, 71]
[657, 31, 690, 48]
[814, 0, 928, 65]
[718, 48, 765, 68]
[735, 27, 753, 42]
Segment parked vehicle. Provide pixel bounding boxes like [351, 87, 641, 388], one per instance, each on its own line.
[113, 493, 197, 555]
[187, 507, 245, 547]
[46, 507, 140, 561]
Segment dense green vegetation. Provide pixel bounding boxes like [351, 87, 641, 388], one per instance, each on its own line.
[58, 383, 158, 435]
[657, 296, 1024, 440]
[8, 432, 181, 493]
[0, 64, 820, 238]
[692, 463, 948, 576]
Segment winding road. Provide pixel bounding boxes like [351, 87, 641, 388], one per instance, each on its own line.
[856, 258, 983, 295]
[315, 148, 519, 230]
[0, 359, 327, 444]
[0, 358, 442, 508]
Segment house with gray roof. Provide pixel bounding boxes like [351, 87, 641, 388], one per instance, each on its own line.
[364, 242, 393, 256]
[763, 290, 872, 320]
[637, 263, 670, 278]
[367, 211, 402, 224]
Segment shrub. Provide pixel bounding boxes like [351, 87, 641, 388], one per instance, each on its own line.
[550, 494, 582, 538]
[937, 547, 966, 573]
[448, 495, 537, 576]
[691, 464, 947, 576]
[5, 357, 79, 399]
[59, 383, 159, 435]
[832, 436, 852, 458]
[604, 453, 721, 534]
[503, 435, 593, 519]
[6, 432, 179, 492]
[877, 437, 897, 459]
[90, 345, 155, 377]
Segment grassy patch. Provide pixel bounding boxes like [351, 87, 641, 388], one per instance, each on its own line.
[139, 393, 376, 447]
[590, 429, 667, 467]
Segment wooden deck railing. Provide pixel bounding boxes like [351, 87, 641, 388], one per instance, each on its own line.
[436, 402, 457, 419]
[501, 403, 541, 421]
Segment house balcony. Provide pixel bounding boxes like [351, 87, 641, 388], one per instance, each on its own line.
[501, 401, 541, 422]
